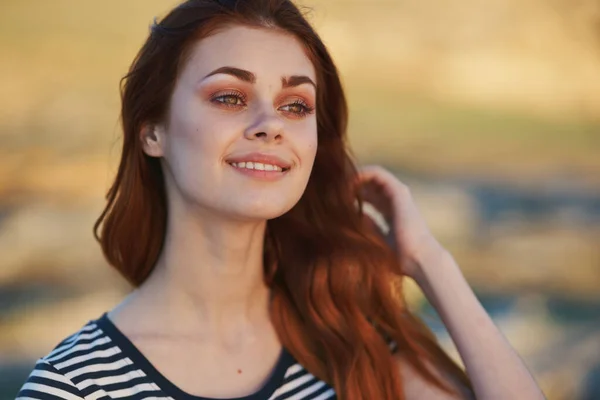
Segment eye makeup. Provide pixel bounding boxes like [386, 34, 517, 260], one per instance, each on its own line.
[205, 85, 316, 118]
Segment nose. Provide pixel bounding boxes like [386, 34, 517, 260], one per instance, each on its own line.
[243, 109, 284, 143]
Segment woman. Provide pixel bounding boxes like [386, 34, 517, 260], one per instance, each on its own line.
[17, 0, 545, 399]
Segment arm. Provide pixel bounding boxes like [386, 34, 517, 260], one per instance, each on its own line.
[395, 352, 475, 400]
[16, 360, 85, 400]
[412, 248, 545, 400]
[358, 165, 545, 400]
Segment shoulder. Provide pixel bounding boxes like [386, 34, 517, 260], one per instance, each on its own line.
[393, 352, 475, 400]
[16, 317, 105, 400]
[17, 359, 84, 400]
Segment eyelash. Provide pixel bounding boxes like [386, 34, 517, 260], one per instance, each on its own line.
[210, 90, 316, 117]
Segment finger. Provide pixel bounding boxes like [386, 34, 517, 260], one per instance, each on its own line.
[356, 165, 389, 182]
[357, 165, 402, 186]
[357, 167, 400, 198]
[360, 183, 389, 205]
[358, 184, 395, 220]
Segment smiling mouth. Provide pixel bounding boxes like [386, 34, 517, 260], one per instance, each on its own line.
[227, 161, 290, 172]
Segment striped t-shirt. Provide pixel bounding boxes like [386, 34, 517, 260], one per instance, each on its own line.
[17, 313, 337, 400]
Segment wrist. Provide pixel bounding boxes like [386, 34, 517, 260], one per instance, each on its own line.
[410, 247, 455, 288]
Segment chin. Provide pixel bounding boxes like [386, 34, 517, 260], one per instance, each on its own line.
[228, 199, 297, 221]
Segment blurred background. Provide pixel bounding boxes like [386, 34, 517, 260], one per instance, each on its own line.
[1, 0, 599, 398]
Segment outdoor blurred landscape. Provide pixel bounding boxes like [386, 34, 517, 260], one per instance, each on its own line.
[1, 0, 599, 399]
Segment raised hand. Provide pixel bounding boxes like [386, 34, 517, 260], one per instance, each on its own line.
[356, 165, 446, 282]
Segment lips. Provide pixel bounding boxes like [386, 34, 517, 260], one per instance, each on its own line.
[225, 152, 293, 171]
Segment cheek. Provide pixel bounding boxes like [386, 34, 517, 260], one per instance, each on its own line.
[300, 122, 318, 169]
[163, 111, 235, 198]
[166, 105, 236, 165]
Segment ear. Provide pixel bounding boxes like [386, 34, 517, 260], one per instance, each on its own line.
[140, 124, 165, 157]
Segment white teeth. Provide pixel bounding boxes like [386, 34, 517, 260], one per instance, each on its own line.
[230, 162, 284, 172]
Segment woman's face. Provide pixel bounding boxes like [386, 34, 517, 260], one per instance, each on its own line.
[148, 25, 318, 221]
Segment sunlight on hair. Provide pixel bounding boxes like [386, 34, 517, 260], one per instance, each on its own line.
[359, 200, 391, 235]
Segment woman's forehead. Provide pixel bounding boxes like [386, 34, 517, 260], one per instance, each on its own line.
[183, 25, 317, 82]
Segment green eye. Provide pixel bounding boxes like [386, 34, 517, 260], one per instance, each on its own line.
[215, 95, 243, 106]
[211, 90, 247, 108]
[280, 100, 315, 117]
[287, 104, 303, 113]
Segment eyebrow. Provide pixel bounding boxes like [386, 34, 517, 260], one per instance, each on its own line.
[202, 66, 317, 90]
[283, 75, 316, 90]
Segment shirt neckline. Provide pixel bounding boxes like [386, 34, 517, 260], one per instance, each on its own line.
[95, 312, 295, 400]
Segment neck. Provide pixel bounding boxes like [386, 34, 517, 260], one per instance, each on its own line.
[136, 201, 272, 347]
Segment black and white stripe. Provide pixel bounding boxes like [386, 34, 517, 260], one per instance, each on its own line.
[17, 316, 337, 400]
[268, 364, 335, 400]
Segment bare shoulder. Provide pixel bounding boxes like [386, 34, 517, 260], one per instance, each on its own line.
[394, 353, 475, 400]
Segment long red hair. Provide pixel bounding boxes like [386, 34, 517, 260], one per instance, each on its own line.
[94, 0, 471, 398]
